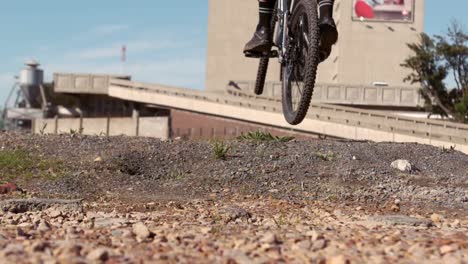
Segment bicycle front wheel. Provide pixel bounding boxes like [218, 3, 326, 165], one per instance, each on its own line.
[281, 0, 320, 125]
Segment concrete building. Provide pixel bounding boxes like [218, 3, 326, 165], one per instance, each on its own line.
[206, 0, 425, 106]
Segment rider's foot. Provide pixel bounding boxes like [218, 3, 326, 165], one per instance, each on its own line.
[318, 16, 338, 62]
[244, 25, 272, 58]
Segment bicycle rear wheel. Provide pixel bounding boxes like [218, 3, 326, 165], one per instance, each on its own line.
[281, 0, 320, 125]
[254, 7, 277, 95]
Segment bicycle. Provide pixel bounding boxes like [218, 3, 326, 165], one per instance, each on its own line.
[254, 0, 320, 125]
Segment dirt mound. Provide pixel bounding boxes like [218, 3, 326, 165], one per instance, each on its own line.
[0, 132, 467, 212]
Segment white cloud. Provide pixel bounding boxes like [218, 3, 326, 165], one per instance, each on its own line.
[64, 40, 181, 60]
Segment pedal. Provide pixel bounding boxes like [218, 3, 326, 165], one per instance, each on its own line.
[268, 50, 279, 58]
[244, 50, 279, 59]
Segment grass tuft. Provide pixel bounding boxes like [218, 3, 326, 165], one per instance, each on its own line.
[238, 131, 294, 142]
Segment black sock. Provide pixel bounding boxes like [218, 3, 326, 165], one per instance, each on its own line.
[258, 1, 275, 28]
[318, 0, 334, 19]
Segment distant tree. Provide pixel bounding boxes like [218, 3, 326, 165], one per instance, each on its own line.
[402, 21, 468, 122]
[0, 107, 4, 129]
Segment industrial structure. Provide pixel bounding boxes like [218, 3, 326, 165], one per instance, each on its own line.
[2, 60, 48, 130]
[2, 0, 468, 153]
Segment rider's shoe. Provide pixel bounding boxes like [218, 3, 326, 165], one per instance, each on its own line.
[318, 16, 338, 62]
[244, 25, 272, 58]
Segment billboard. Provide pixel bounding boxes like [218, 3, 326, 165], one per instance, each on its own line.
[352, 0, 414, 22]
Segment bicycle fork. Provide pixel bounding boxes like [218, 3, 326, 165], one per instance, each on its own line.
[276, 0, 293, 64]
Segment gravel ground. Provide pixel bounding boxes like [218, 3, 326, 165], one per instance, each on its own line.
[0, 132, 467, 263]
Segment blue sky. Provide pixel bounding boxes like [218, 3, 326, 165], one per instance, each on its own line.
[0, 0, 467, 105]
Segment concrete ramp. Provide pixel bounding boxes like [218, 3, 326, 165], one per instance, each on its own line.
[108, 79, 468, 154]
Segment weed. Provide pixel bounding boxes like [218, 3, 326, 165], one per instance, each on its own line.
[238, 131, 294, 142]
[212, 141, 231, 160]
[69, 128, 84, 135]
[315, 151, 336, 161]
[168, 168, 185, 180]
[39, 123, 48, 135]
[273, 213, 288, 228]
[441, 145, 456, 153]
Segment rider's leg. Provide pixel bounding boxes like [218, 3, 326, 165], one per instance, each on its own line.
[318, 0, 338, 62]
[244, 0, 275, 57]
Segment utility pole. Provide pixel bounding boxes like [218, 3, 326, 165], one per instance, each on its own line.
[121, 45, 127, 75]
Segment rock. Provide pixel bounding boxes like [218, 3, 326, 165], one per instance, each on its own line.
[431, 213, 442, 223]
[391, 204, 400, 212]
[225, 249, 251, 264]
[37, 220, 52, 232]
[260, 232, 278, 244]
[440, 244, 459, 255]
[391, 160, 412, 172]
[111, 229, 124, 237]
[47, 208, 62, 218]
[311, 239, 327, 251]
[132, 222, 151, 241]
[32, 241, 50, 252]
[16, 227, 29, 237]
[451, 220, 461, 228]
[327, 255, 350, 264]
[408, 243, 426, 258]
[200, 227, 211, 235]
[54, 242, 82, 258]
[94, 156, 103, 162]
[221, 206, 252, 223]
[87, 248, 109, 261]
[3, 244, 24, 256]
[94, 217, 127, 228]
[292, 240, 312, 251]
[305, 230, 324, 241]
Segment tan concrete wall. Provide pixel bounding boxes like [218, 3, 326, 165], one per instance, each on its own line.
[206, 0, 425, 92]
[82, 118, 108, 135]
[108, 118, 137, 137]
[206, 0, 281, 93]
[33, 117, 169, 139]
[139, 117, 170, 139]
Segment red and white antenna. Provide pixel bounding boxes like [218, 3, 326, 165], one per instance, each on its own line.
[121, 45, 127, 74]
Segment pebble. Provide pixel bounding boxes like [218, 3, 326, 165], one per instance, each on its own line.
[391, 160, 412, 172]
[37, 220, 51, 232]
[431, 213, 442, 223]
[311, 239, 327, 251]
[132, 222, 150, 241]
[327, 255, 349, 264]
[440, 244, 459, 255]
[260, 232, 278, 244]
[87, 248, 109, 261]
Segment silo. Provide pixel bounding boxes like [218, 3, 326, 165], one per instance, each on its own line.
[19, 60, 43, 108]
